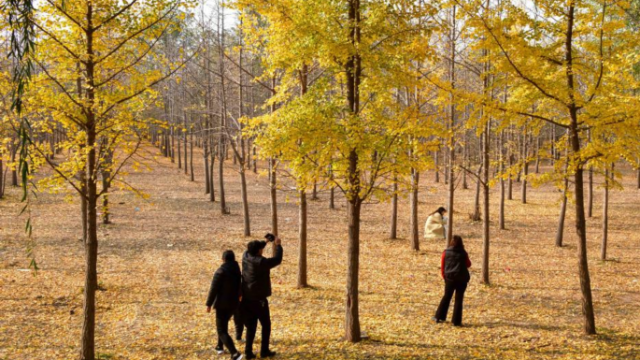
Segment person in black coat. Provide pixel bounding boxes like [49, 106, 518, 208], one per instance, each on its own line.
[206, 250, 244, 360]
[241, 236, 283, 359]
[434, 235, 471, 326]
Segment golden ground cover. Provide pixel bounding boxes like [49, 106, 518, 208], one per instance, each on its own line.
[1, 147, 639, 359]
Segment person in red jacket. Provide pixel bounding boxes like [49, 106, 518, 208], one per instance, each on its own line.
[433, 235, 471, 326]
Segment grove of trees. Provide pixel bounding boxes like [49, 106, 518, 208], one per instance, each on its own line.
[2, 0, 640, 358]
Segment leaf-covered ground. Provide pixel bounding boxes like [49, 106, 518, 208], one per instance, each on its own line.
[1, 149, 640, 359]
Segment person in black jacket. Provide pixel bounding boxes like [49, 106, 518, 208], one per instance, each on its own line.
[241, 236, 283, 359]
[206, 250, 244, 360]
[434, 235, 471, 326]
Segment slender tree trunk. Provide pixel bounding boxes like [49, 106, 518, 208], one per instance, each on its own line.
[462, 134, 468, 189]
[190, 128, 195, 182]
[240, 166, 251, 235]
[389, 174, 398, 240]
[521, 126, 528, 204]
[0, 159, 5, 198]
[434, 150, 440, 183]
[81, 17, 99, 359]
[499, 130, 506, 230]
[177, 129, 182, 169]
[587, 168, 593, 217]
[170, 125, 175, 163]
[204, 129, 211, 194]
[410, 168, 420, 251]
[252, 145, 257, 173]
[217, 5, 228, 215]
[534, 135, 540, 173]
[566, 4, 596, 333]
[237, 31, 251, 235]
[446, 4, 457, 246]
[268, 157, 278, 234]
[556, 181, 568, 248]
[345, 197, 361, 342]
[587, 131, 593, 217]
[101, 149, 113, 225]
[10, 140, 18, 187]
[600, 164, 611, 260]
[556, 135, 569, 247]
[298, 190, 308, 288]
[210, 142, 216, 202]
[472, 163, 482, 221]
[345, 0, 362, 342]
[481, 124, 490, 285]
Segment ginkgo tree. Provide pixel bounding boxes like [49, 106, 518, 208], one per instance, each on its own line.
[456, 0, 640, 335]
[23, 0, 192, 358]
[238, 0, 439, 342]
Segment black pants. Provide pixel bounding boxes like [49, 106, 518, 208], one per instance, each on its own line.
[216, 307, 239, 354]
[217, 307, 244, 348]
[435, 280, 468, 326]
[242, 298, 271, 355]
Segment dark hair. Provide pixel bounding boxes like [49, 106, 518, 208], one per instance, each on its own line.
[433, 207, 446, 216]
[449, 235, 464, 249]
[247, 240, 267, 256]
[222, 250, 235, 262]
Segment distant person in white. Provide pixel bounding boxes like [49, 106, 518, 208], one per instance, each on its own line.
[424, 207, 447, 240]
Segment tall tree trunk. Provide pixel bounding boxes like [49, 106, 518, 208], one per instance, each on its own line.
[183, 118, 188, 175]
[345, 197, 361, 342]
[240, 166, 251, 235]
[389, 174, 398, 240]
[446, 4, 457, 246]
[499, 130, 506, 230]
[252, 145, 257, 173]
[81, 16, 99, 359]
[269, 77, 278, 234]
[600, 164, 611, 260]
[481, 124, 490, 284]
[410, 167, 420, 251]
[177, 129, 182, 169]
[170, 125, 175, 163]
[237, 32, 251, 235]
[298, 190, 308, 288]
[269, 157, 278, 235]
[534, 134, 540, 173]
[434, 150, 440, 183]
[345, 0, 362, 342]
[210, 142, 216, 202]
[10, 140, 18, 187]
[587, 131, 593, 217]
[101, 148, 113, 225]
[0, 159, 5, 198]
[521, 126, 528, 204]
[566, 3, 596, 334]
[472, 163, 482, 221]
[462, 134, 468, 189]
[218, 144, 228, 214]
[203, 132, 211, 194]
[190, 127, 195, 182]
[217, 5, 228, 215]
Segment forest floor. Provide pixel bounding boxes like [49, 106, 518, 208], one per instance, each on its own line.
[1, 146, 640, 360]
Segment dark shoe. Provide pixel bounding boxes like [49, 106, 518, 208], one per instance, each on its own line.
[245, 353, 256, 360]
[231, 353, 243, 360]
[215, 345, 225, 355]
[432, 317, 444, 323]
[260, 350, 276, 358]
[452, 323, 463, 327]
